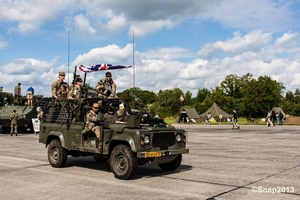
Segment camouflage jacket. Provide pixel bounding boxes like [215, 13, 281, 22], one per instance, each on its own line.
[86, 110, 104, 129]
[14, 85, 21, 96]
[10, 112, 19, 124]
[68, 85, 81, 99]
[51, 80, 69, 98]
[95, 78, 116, 96]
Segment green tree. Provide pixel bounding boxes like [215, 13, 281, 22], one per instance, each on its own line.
[184, 91, 193, 106]
[117, 87, 157, 109]
[195, 88, 211, 103]
[243, 76, 285, 117]
[154, 88, 184, 118]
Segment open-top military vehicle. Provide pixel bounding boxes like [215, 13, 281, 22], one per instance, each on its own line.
[39, 91, 189, 179]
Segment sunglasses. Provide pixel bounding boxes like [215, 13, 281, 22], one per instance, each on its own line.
[93, 107, 99, 109]
[106, 76, 111, 77]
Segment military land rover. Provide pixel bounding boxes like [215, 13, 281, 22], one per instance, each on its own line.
[39, 91, 189, 180]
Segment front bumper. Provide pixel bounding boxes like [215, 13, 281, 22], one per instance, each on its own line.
[137, 148, 189, 158]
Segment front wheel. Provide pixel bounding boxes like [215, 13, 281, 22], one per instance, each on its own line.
[110, 145, 137, 180]
[47, 139, 67, 168]
[158, 154, 182, 171]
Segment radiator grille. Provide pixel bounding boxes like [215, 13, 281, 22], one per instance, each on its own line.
[152, 132, 175, 150]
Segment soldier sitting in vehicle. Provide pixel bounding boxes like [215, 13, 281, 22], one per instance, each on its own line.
[116, 103, 127, 121]
[104, 106, 117, 125]
[82, 102, 104, 141]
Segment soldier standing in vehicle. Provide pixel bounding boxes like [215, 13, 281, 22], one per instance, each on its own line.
[51, 72, 69, 99]
[68, 77, 83, 99]
[10, 110, 19, 136]
[84, 102, 103, 141]
[14, 83, 21, 104]
[95, 72, 117, 99]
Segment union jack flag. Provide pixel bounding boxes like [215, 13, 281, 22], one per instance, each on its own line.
[78, 64, 132, 73]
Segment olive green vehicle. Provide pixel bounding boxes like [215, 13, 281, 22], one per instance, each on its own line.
[0, 95, 42, 133]
[39, 96, 189, 180]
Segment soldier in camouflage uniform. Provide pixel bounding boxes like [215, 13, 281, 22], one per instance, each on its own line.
[68, 77, 83, 99]
[84, 102, 103, 140]
[10, 110, 19, 136]
[95, 72, 117, 99]
[51, 72, 69, 99]
[14, 83, 21, 104]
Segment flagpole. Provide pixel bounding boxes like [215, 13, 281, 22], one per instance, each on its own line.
[68, 31, 70, 84]
[132, 28, 135, 87]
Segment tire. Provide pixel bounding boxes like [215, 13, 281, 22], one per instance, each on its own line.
[47, 139, 67, 168]
[158, 154, 182, 171]
[110, 144, 137, 180]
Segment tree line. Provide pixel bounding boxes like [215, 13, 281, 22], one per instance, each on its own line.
[1, 73, 299, 118]
[118, 73, 299, 118]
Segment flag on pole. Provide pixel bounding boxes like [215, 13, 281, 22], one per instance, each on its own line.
[78, 64, 132, 73]
[179, 95, 184, 102]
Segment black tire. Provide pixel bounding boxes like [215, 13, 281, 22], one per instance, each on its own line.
[110, 144, 137, 180]
[93, 156, 108, 163]
[47, 139, 67, 168]
[158, 154, 182, 171]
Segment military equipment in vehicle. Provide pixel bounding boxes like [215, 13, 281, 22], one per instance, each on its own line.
[0, 95, 42, 133]
[39, 94, 189, 180]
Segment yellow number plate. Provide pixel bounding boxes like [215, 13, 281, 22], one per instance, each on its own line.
[145, 152, 162, 158]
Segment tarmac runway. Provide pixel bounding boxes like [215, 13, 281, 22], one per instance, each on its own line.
[0, 124, 299, 200]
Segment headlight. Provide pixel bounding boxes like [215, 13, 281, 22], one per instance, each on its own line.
[144, 135, 150, 144]
[176, 134, 182, 142]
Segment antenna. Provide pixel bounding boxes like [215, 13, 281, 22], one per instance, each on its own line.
[68, 31, 70, 84]
[132, 28, 135, 87]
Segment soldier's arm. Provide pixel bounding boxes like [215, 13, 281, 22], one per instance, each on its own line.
[51, 82, 57, 98]
[112, 82, 116, 93]
[95, 81, 105, 90]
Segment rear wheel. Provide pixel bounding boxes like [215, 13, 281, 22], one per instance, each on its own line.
[48, 139, 67, 168]
[110, 145, 137, 180]
[158, 154, 182, 171]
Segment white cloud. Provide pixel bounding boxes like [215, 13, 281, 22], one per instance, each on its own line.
[198, 31, 273, 58]
[74, 14, 97, 35]
[0, 40, 8, 49]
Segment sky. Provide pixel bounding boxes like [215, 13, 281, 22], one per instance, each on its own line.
[1, 0, 300, 98]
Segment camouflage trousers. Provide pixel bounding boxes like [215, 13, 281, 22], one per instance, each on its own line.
[11, 124, 18, 134]
[92, 126, 101, 139]
[82, 125, 101, 140]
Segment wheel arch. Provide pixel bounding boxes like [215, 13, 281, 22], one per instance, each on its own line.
[46, 131, 65, 147]
[109, 139, 135, 156]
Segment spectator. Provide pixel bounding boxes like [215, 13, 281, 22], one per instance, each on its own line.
[206, 112, 211, 125]
[27, 86, 34, 106]
[232, 110, 240, 129]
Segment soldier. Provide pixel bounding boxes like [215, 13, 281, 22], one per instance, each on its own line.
[10, 110, 19, 136]
[104, 106, 117, 125]
[95, 72, 117, 99]
[14, 83, 21, 104]
[27, 86, 34, 106]
[116, 103, 127, 121]
[83, 102, 103, 141]
[68, 77, 83, 99]
[51, 72, 69, 99]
